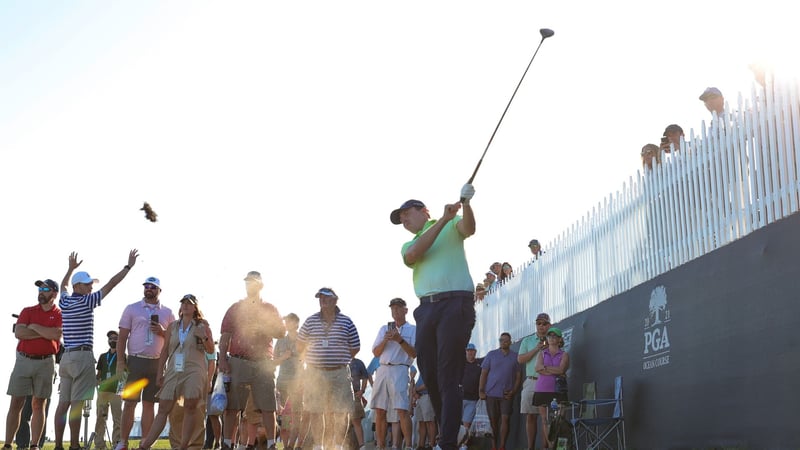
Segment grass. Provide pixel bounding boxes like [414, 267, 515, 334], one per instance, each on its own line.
[35, 440, 173, 450]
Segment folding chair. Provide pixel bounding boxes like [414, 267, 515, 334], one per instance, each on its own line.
[570, 376, 626, 450]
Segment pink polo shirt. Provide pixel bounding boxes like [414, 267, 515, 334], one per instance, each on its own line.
[118, 299, 175, 358]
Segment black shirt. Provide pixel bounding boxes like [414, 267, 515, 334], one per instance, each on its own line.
[96, 350, 119, 393]
[462, 358, 483, 400]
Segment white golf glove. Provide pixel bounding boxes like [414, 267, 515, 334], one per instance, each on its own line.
[460, 183, 475, 202]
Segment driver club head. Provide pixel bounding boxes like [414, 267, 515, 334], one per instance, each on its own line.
[539, 28, 555, 39]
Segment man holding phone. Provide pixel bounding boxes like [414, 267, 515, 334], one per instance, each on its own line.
[516, 313, 551, 450]
[114, 277, 175, 450]
[371, 298, 417, 450]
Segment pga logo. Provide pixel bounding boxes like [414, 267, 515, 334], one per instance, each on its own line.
[642, 286, 671, 370]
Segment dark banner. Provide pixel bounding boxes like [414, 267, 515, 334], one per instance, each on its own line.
[500, 212, 800, 449]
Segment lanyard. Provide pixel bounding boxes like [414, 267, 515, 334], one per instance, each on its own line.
[106, 352, 116, 368]
[178, 322, 193, 347]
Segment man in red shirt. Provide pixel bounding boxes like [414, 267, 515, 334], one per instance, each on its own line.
[3, 279, 63, 450]
[218, 271, 285, 450]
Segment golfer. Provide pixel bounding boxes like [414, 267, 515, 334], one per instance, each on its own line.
[389, 183, 476, 450]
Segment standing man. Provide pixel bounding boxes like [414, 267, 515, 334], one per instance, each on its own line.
[275, 313, 303, 450]
[516, 314, 550, 450]
[371, 298, 416, 450]
[348, 357, 371, 450]
[460, 343, 482, 449]
[389, 183, 476, 450]
[297, 287, 360, 450]
[56, 250, 139, 450]
[478, 333, 520, 450]
[218, 271, 286, 450]
[4, 279, 62, 450]
[94, 331, 122, 450]
[115, 276, 175, 450]
[699, 87, 725, 117]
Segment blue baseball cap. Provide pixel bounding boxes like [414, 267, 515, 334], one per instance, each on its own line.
[466, 343, 477, 350]
[390, 199, 426, 225]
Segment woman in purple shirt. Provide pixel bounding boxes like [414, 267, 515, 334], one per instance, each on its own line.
[532, 327, 570, 449]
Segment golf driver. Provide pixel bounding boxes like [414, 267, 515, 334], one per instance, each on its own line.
[460, 28, 554, 202]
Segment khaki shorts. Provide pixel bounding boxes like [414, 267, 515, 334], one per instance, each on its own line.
[414, 394, 435, 422]
[228, 356, 276, 412]
[277, 377, 303, 412]
[7, 353, 56, 399]
[352, 397, 366, 420]
[520, 378, 539, 414]
[59, 350, 97, 402]
[303, 366, 353, 414]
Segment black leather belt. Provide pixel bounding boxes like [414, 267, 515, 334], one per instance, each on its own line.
[18, 351, 53, 360]
[313, 365, 347, 371]
[419, 290, 473, 304]
[64, 345, 93, 352]
[230, 354, 266, 362]
[383, 363, 410, 367]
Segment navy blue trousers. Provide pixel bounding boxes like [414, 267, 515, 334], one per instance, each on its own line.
[413, 295, 475, 450]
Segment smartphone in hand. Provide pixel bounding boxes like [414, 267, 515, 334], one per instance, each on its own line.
[388, 321, 396, 331]
[150, 314, 159, 325]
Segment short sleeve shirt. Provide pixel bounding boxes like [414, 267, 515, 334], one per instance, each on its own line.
[401, 218, 474, 297]
[16, 304, 62, 355]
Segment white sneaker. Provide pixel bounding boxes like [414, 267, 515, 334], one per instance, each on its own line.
[459, 446, 467, 450]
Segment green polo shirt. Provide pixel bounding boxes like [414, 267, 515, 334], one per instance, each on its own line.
[518, 334, 545, 377]
[402, 217, 474, 297]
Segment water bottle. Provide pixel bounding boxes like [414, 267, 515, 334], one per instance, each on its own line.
[223, 373, 232, 392]
[550, 397, 559, 423]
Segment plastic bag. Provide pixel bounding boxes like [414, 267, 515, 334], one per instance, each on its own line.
[207, 373, 227, 415]
[470, 399, 492, 437]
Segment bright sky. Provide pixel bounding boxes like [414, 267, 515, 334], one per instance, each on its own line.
[1, 0, 795, 428]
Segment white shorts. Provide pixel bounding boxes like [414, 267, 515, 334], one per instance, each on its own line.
[370, 364, 411, 412]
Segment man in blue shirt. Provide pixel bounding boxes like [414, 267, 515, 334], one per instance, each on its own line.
[479, 333, 521, 450]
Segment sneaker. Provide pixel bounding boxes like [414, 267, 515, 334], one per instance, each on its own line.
[459, 446, 467, 450]
[113, 443, 127, 450]
[221, 444, 233, 450]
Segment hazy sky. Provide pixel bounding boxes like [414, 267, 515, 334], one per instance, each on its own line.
[1, 0, 794, 426]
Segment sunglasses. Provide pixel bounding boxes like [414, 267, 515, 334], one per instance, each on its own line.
[38, 287, 53, 292]
[181, 294, 198, 304]
[144, 284, 159, 290]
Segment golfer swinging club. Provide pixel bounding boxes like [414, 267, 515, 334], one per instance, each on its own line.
[389, 183, 476, 450]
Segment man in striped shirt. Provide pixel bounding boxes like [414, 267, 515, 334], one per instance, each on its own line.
[297, 287, 360, 450]
[54, 250, 139, 450]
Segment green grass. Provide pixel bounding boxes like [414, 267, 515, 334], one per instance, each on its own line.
[36, 439, 173, 450]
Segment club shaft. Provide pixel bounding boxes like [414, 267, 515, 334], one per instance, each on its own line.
[461, 36, 548, 201]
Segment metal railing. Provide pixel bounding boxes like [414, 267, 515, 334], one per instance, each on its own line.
[472, 72, 800, 351]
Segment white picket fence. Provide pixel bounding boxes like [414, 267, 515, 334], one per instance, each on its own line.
[473, 72, 800, 351]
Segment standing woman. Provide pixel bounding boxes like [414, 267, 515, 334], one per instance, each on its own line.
[138, 294, 215, 450]
[532, 327, 569, 449]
